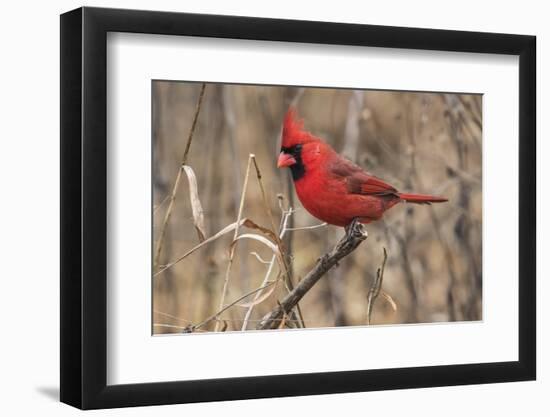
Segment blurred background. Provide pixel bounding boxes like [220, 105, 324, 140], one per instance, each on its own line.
[152, 81, 482, 334]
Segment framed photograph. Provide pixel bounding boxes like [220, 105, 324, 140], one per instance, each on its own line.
[60, 6, 536, 409]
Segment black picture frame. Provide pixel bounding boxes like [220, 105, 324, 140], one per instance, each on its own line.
[60, 6, 536, 410]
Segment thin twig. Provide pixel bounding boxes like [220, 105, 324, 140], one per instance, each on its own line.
[195, 280, 277, 331]
[456, 95, 482, 131]
[442, 93, 482, 320]
[215, 154, 254, 331]
[153, 193, 171, 214]
[154, 83, 206, 270]
[153, 310, 192, 323]
[250, 252, 272, 264]
[429, 208, 458, 321]
[250, 156, 306, 328]
[154, 218, 247, 277]
[285, 223, 327, 231]
[241, 209, 291, 330]
[257, 219, 368, 330]
[241, 202, 322, 330]
[366, 248, 388, 325]
[222, 86, 243, 213]
[251, 156, 278, 235]
[153, 323, 191, 330]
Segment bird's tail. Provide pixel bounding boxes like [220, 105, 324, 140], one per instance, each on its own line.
[398, 193, 448, 204]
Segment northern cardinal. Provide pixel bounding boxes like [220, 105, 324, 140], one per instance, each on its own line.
[277, 108, 448, 227]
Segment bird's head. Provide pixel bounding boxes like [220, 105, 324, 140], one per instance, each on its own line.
[277, 108, 319, 176]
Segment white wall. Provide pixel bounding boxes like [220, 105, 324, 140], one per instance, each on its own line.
[0, 0, 545, 415]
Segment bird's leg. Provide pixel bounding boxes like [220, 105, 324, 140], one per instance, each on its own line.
[344, 218, 368, 242]
[345, 218, 359, 238]
[344, 221, 352, 236]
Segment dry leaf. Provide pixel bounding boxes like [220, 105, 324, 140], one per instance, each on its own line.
[242, 219, 279, 243]
[236, 280, 278, 308]
[182, 165, 206, 242]
[231, 233, 280, 256]
[219, 320, 228, 332]
[381, 290, 398, 312]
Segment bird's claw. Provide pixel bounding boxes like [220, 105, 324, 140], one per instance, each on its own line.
[345, 218, 367, 240]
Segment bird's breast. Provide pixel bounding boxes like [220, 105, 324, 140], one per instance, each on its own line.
[293, 170, 353, 226]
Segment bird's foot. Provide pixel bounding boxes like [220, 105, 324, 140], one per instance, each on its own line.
[345, 218, 368, 241]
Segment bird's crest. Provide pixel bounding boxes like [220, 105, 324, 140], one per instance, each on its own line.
[282, 107, 318, 148]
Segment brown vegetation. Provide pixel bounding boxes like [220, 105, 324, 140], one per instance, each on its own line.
[152, 81, 482, 334]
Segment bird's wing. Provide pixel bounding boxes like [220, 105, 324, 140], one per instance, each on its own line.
[330, 159, 398, 196]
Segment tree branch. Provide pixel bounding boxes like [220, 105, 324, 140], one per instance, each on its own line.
[256, 220, 368, 330]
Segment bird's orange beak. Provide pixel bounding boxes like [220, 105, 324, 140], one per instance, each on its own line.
[277, 152, 296, 168]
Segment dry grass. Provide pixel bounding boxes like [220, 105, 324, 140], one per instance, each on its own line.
[152, 82, 482, 334]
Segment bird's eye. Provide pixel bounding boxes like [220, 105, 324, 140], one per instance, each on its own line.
[281, 145, 302, 156]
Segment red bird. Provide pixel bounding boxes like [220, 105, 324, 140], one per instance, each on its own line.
[277, 108, 448, 227]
